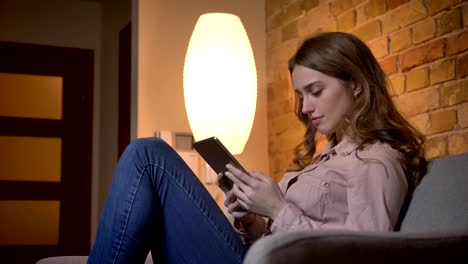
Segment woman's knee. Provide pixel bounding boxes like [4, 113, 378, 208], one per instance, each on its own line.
[126, 137, 174, 155]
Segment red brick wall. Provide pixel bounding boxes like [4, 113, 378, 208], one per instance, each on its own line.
[265, 0, 468, 180]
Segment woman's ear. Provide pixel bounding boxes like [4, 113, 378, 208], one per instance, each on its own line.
[351, 81, 362, 98]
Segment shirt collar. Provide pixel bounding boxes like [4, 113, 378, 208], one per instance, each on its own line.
[319, 135, 361, 158]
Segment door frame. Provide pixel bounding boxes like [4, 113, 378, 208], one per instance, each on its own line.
[0, 41, 93, 263]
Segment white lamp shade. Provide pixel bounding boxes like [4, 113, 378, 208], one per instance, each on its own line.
[184, 13, 257, 155]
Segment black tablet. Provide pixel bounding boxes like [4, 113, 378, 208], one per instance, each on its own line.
[193, 136, 248, 189]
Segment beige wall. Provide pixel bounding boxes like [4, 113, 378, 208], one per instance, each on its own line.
[136, 0, 269, 173]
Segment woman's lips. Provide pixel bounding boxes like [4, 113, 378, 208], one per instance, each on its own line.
[311, 116, 322, 126]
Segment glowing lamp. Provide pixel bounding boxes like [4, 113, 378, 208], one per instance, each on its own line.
[183, 13, 257, 154]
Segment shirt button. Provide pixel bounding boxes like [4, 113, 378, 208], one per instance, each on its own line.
[324, 182, 329, 187]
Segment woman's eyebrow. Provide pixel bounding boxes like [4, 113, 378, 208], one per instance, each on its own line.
[302, 81, 323, 91]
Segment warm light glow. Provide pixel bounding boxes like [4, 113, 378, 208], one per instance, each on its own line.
[184, 13, 257, 155]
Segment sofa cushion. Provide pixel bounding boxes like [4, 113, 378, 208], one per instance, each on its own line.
[36, 256, 88, 264]
[400, 152, 468, 232]
[35, 253, 154, 264]
[243, 231, 468, 264]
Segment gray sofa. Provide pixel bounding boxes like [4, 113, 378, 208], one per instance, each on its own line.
[37, 152, 468, 263]
[244, 151, 468, 263]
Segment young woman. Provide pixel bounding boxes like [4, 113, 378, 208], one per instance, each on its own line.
[88, 32, 427, 264]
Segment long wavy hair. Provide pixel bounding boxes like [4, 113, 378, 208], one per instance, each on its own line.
[288, 32, 427, 191]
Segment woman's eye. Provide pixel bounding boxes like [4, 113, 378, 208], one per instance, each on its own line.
[311, 90, 322, 96]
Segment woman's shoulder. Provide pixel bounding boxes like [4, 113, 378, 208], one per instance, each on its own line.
[354, 140, 404, 166]
[344, 141, 406, 183]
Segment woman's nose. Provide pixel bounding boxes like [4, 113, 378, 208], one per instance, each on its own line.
[302, 97, 315, 114]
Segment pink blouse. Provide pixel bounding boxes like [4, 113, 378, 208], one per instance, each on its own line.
[269, 137, 407, 233]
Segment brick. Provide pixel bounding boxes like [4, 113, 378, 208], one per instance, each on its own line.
[330, 0, 365, 16]
[268, 112, 301, 136]
[393, 87, 439, 117]
[368, 37, 388, 59]
[428, 0, 463, 15]
[388, 74, 406, 96]
[458, 53, 468, 78]
[267, 29, 282, 51]
[269, 40, 298, 67]
[283, 2, 304, 24]
[458, 102, 468, 128]
[413, 19, 436, 44]
[268, 99, 293, 119]
[351, 20, 381, 42]
[430, 110, 457, 133]
[424, 136, 447, 159]
[287, 76, 297, 104]
[400, 39, 445, 72]
[409, 113, 430, 135]
[269, 145, 296, 164]
[356, 4, 368, 25]
[268, 79, 290, 102]
[266, 0, 283, 18]
[316, 132, 328, 142]
[266, 63, 280, 83]
[448, 132, 468, 155]
[440, 79, 468, 106]
[270, 152, 294, 179]
[406, 66, 429, 92]
[437, 8, 462, 36]
[368, 0, 386, 18]
[301, 0, 320, 12]
[387, 0, 410, 10]
[324, 20, 338, 32]
[447, 31, 468, 56]
[379, 55, 398, 75]
[282, 21, 299, 41]
[431, 59, 455, 85]
[267, 12, 284, 32]
[269, 126, 304, 154]
[337, 11, 356, 31]
[381, 0, 427, 34]
[390, 29, 412, 53]
[297, 4, 331, 37]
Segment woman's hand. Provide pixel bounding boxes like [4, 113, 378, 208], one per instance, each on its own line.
[224, 164, 286, 220]
[224, 186, 251, 219]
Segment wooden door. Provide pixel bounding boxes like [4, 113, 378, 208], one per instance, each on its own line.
[118, 22, 131, 158]
[0, 41, 93, 263]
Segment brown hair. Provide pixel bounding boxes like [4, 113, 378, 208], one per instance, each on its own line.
[288, 32, 427, 191]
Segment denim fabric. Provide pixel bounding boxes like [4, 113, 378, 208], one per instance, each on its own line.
[88, 138, 248, 264]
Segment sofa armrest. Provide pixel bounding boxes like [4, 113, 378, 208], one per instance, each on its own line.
[243, 230, 468, 264]
[35, 256, 88, 264]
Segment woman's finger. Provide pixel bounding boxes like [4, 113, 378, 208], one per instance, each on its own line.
[224, 170, 247, 190]
[226, 201, 237, 213]
[231, 211, 249, 219]
[248, 171, 268, 182]
[235, 196, 251, 211]
[232, 183, 250, 204]
[226, 164, 256, 186]
[226, 200, 245, 213]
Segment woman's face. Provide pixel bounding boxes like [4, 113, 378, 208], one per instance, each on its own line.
[292, 65, 355, 137]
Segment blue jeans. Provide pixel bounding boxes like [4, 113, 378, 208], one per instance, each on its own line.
[88, 138, 248, 264]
